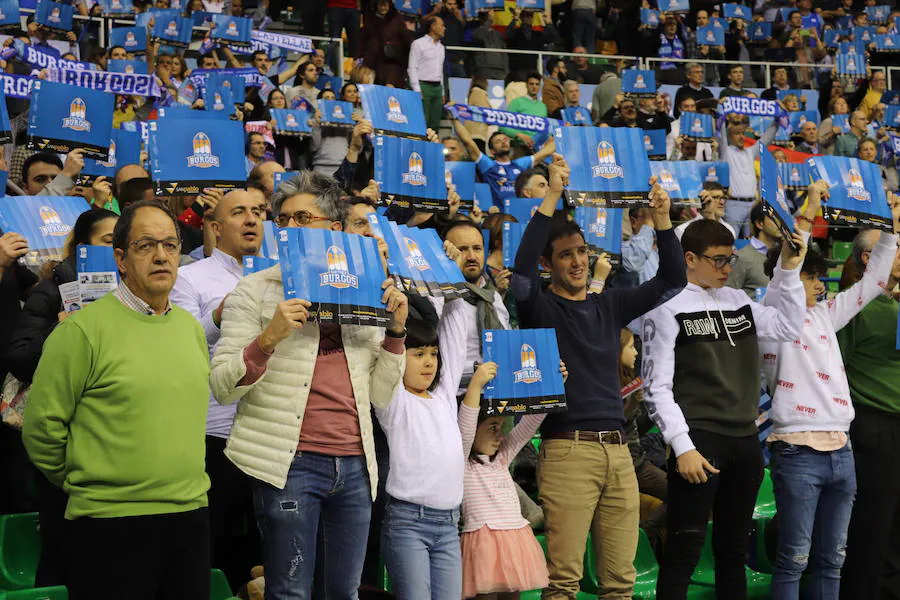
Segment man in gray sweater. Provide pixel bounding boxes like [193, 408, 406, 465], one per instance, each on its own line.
[726, 202, 783, 298]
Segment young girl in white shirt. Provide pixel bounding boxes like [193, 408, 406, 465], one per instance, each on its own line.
[375, 299, 469, 600]
[458, 361, 567, 599]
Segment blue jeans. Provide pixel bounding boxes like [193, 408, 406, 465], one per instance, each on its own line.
[770, 442, 856, 600]
[253, 452, 372, 600]
[382, 497, 462, 600]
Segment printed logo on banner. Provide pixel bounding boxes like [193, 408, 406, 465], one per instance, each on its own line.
[691, 118, 704, 134]
[592, 141, 624, 179]
[402, 152, 428, 186]
[285, 113, 299, 127]
[705, 29, 715, 42]
[165, 20, 178, 36]
[320, 246, 359, 289]
[227, 21, 238, 35]
[846, 168, 871, 202]
[634, 74, 647, 89]
[514, 344, 542, 384]
[404, 237, 431, 270]
[333, 104, 345, 119]
[39, 206, 70, 236]
[588, 208, 607, 236]
[187, 132, 220, 168]
[62, 98, 91, 132]
[658, 169, 678, 192]
[125, 32, 137, 47]
[387, 96, 407, 124]
[789, 166, 800, 185]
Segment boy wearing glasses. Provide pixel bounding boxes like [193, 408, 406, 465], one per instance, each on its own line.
[640, 215, 809, 600]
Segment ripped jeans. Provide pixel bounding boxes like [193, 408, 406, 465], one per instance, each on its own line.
[770, 441, 856, 600]
[253, 452, 372, 600]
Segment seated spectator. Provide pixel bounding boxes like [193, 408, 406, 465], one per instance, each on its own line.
[499, 72, 549, 158]
[244, 132, 267, 177]
[719, 66, 753, 99]
[856, 70, 887, 120]
[859, 138, 899, 192]
[442, 137, 468, 162]
[591, 58, 627, 124]
[552, 80, 587, 120]
[620, 207, 659, 286]
[819, 96, 851, 154]
[568, 47, 604, 84]
[471, 10, 508, 81]
[794, 121, 822, 154]
[542, 58, 567, 117]
[834, 111, 870, 157]
[761, 66, 792, 101]
[673, 63, 714, 119]
[674, 182, 737, 240]
[464, 76, 491, 153]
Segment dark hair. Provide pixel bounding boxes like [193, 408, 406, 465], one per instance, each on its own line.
[441, 218, 482, 243]
[681, 219, 734, 257]
[763, 245, 827, 279]
[788, 10, 801, 19]
[108, 45, 126, 56]
[749, 202, 765, 235]
[542, 215, 585, 264]
[702, 181, 726, 193]
[22, 152, 63, 183]
[64, 208, 118, 259]
[526, 71, 542, 83]
[339, 82, 359, 102]
[252, 50, 268, 60]
[405, 317, 442, 392]
[488, 131, 508, 151]
[514, 167, 545, 197]
[421, 14, 438, 34]
[112, 200, 178, 251]
[118, 177, 154, 209]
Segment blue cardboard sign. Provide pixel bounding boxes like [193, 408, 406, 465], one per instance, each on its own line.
[723, 3, 750, 21]
[832, 114, 851, 134]
[657, 0, 689, 12]
[748, 22, 773, 42]
[0, 88, 10, 144]
[77, 128, 142, 185]
[96, 0, 133, 16]
[482, 328, 566, 415]
[359, 84, 427, 139]
[640, 8, 659, 27]
[26, 80, 114, 160]
[778, 161, 810, 191]
[107, 59, 147, 75]
[211, 14, 252, 48]
[697, 25, 725, 46]
[203, 84, 235, 116]
[35, 0, 72, 34]
[875, 34, 900, 52]
[866, 5, 891, 24]
[680, 111, 715, 141]
[808, 155, 892, 231]
[445, 161, 476, 212]
[75, 245, 119, 306]
[272, 171, 300, 196]
[836, 52, 867, 78]
[271, 108, 313, 136]
[150, 15, 192, 48]
[0, 196, 90, 266]
[319, 100, 355, 127]
[574, 206, 623, 265]
[502, 221, 525, 268]
[759, 143, 796, 240]
[697, 161, 730, 188]
[277, 227, 389, 327]
[650, 161, 703, 203]
[149, 117, 246, 195]
[553, 125, 651, 208]
[243, 255, 279, 276]
[473, 182, 492, 212]
[0, 0, 20, 28]
[464, 0, 504, 18]
[373, 135, 448, 212]
[110, 26, 147, 53]
[622, 69, 656, 98]
[205, 70, 246, 103]
[560, 106, 592, 126]
[503, 197, 552, 224]
[393, 0, 421, 14]
[884, 105, 900, 131]
[641, 128, 666, 160]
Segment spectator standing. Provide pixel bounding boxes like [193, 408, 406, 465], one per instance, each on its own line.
[673, 183, 737, 240]
[359, 0, 411, 89]
[838, 226, 900, 600]
[285, 61, 321, 112]
[471, 10, 508, 81]
[571, 0, 598, 52]
[542, 58, 567, 117]
[761, 66, 792, 101]
[718, 66, 753, 99]
[327, 0, 360, 69]
[818, 96, 850, 154]
[725, 202, 782, 298]
[642, 219, 808, 600]
[169, 190, 266, 590]
[300, 0, 327, 37]
[591, 58, 627, 123]
[23, 201, 212, 600]
[834, 111, 870, 157]
[500, 72, 549, 157]
[428, 0, 465, 78]
[408, 15, 447, 133]
[209, 172, 409, 600]
[673, 63, 713, 119]
[512, 159, 686, 598]
[20, 150, 83, 197]
[654, 16, 687, 86]
[718, 115, 778, 235]
[855, 70, 886, 120]
[620, 207, 659, 287]
[506, 9, 555, 78]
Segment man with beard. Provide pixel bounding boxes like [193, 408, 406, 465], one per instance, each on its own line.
[452, 117, 556, 209]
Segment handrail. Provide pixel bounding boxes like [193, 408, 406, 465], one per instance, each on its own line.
[445, 44, 641, 76]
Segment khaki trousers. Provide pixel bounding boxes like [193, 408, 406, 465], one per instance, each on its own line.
[538, 438, 639, 600]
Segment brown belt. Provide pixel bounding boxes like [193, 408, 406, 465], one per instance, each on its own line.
[544, 430, 625, 445]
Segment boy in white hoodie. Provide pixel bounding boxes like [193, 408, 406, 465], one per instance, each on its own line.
[761, 186, 900, 600]
[641, 206, 810, 600]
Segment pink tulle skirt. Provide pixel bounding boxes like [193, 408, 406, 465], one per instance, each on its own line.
[461, 525, 549, 598]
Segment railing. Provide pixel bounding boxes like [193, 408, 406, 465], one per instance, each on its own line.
[445, 45, 642, 77]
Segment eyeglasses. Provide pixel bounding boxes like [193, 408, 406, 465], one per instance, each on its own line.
[275, 210, 333, 227]
[700, 253, 738, 269]
[129, 237, 181, 257]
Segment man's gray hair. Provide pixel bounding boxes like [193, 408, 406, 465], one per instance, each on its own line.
[851, 228, 880, 270]
[270, 170, 348, 224]
[563, 79, 580, 91]
[686, 62, 702, 72]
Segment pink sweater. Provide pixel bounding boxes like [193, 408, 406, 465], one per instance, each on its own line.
[458, 404, 544, 533]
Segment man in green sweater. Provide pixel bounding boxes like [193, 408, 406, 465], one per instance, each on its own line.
[837, 227, 900, 600]
[23, 200, 211, 600]
[500, 72, 548, 158]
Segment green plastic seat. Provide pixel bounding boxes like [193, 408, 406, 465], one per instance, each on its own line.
[832, 241, 852, 262]
[753, 469, 776, 520]
[633, 529, 659, 599]
[749, 517, 775, 574]
[0, 513, 41, 590]
[209, 569, 238, 600]
[0, 587, 68, 600]
[691, 525, 772, 598]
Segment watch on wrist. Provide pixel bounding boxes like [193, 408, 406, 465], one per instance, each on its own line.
[385, 327, 407, 338]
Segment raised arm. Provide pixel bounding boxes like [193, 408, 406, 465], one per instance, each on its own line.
[452, 117, 482, 162]
[459, 361, 497, 457]
[532, 134, 557, 164]
[753, 231, 808, 342]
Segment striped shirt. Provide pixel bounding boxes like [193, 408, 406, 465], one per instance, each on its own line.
[114, 283, 172, 316]
[459, 404, 544, 533]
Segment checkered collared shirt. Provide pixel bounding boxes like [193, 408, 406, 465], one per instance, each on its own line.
[114, 282, 172, 316]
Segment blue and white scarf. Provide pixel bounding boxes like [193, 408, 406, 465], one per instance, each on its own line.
[17, 43, 94, 72]
[718, 96, 791, 133]
[445, 103, 550, 134]
[250, 30, 313, 54]
[47, 68, 162, 97]
[0, 73, 37, 99]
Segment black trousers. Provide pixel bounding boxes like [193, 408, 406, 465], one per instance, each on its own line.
[657, 430, 763, 600]
[841, 406, 900, 600]
[65, 508, 210, 600]
[206, 435, 261, 590]
[33, 470, 68, 587]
